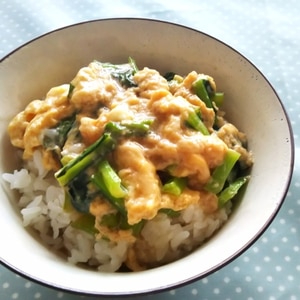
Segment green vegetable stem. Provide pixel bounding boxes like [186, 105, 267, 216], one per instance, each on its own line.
[159, 208, 181, 218]
[95, 160, 127, 199]
[192, 79, 213, 109]
[162, 177, 187, 196]
[192, 78, 224, 112]
[55, 133, 116, 186]
[91, 161, 127, 215]
[218, 176, 250, 207]
[104, 120, 153, 138]
[128, 56, 139, 74]
[71, 214, 99, 235]
[205, 148, 241, 194]
[100, 212, 145, 236]
[185, 108, 210, 135]
[67, 83, 75, 99]
[211, 92, 224, 108]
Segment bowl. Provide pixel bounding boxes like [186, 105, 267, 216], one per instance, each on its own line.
[0, 18, 294, 296]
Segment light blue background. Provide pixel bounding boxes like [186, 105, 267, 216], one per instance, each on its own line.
[1, 1, 299, 299]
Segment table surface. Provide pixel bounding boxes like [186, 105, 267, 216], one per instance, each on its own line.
[1, 0, 299, 299]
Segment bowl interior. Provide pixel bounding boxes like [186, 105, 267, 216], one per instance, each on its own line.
[0, 19, 294, 296]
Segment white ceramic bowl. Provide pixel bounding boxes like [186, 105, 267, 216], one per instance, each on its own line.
[0, 18, 294, 296]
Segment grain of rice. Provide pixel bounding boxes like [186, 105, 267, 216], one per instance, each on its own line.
[2, 169, 31, 189]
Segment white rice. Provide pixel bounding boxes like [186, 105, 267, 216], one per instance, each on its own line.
[2, 150, 230, 272]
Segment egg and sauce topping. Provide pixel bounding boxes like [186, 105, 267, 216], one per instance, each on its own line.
[8, 58, 253, 269]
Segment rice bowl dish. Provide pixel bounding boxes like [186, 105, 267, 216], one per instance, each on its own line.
[2, 58, 253, 272]
[0, 19, 293, 296]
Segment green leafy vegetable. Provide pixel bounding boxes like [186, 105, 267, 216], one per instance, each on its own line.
[43, 116, 75, 151]
[164, 72, 176, 81]
[101, 57, 139, 87]
[68, 172, 95, 213]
